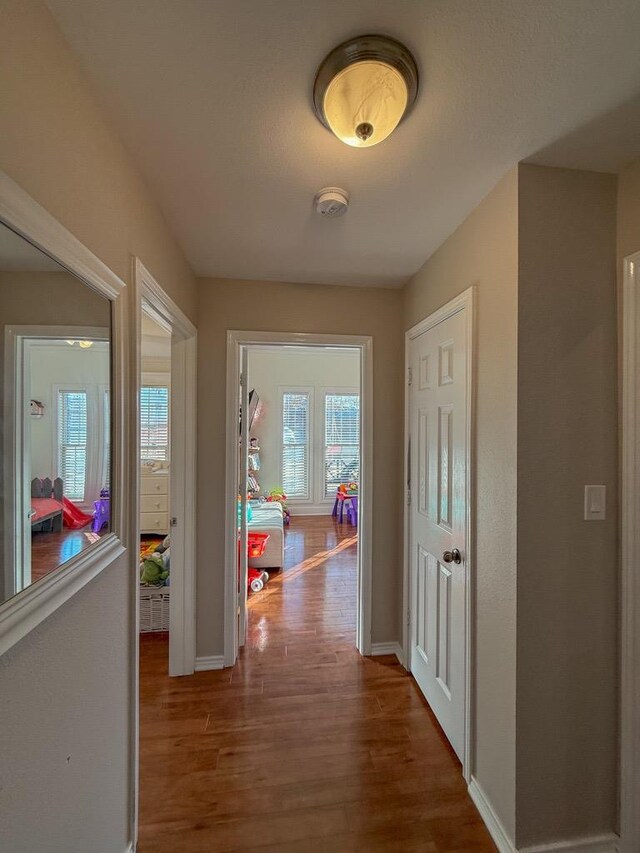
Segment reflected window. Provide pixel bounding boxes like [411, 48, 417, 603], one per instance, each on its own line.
[58, 390, 88, 501]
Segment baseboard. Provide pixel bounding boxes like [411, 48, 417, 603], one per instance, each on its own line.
[194, 655, 225, 671]
[370, 641, 404, 664]
[468, 777, 516, 853]
[520, 835, 619, 853]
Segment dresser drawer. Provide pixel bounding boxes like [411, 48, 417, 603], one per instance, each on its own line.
[141, 476, 169, 496]
[141, 494, 168, 513]
[140, 512, 168, 533]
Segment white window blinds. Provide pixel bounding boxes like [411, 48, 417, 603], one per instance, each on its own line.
[324, 393, 360, 497]
[140, 386, 169, 461]
[58, 390, 88, 501]
[282, 392, 310, 498]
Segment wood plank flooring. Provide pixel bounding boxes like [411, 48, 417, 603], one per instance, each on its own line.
[138, 516, 495, 852]
[30, 527, 103, 582]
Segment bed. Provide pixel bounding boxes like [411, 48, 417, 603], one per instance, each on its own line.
[248, 501, 285, 570]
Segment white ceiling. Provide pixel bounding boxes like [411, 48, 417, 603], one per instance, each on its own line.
[46, 0, 640, 288]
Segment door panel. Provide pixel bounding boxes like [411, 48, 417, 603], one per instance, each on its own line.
[409, 307, 467, 761]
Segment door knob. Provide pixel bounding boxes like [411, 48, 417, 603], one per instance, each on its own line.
[442, 548, 462, 564]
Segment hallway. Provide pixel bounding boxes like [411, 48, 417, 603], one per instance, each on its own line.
[138, 517, 495, 852]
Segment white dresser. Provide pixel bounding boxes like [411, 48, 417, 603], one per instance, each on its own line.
[140, 470, 169, 534]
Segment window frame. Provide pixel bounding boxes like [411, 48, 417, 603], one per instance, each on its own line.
[280, 386, 313, 502]
[55, 385, 90, 503]
[53, 381, 108, 510]
[140, 374, 171, 464]
[322, 388, 361, 500]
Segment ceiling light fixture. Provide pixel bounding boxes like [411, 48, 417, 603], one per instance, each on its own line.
[313, 34, 419, 148]
[66, 339, 94, 348]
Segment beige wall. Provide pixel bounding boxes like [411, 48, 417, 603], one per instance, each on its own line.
[403, 168, 519, 840]
[404, 164, 620, 847]
[0, 0, 196, 321]
[516, 165, 618, 846]
[196, 278, 403, 655]
[0, 3, 196, 851]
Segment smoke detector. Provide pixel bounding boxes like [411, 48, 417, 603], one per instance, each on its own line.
[314, 187, 349, 217]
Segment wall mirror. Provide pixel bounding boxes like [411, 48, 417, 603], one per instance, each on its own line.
[0, 221, 112, 606]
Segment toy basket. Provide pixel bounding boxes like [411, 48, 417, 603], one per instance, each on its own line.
[248, 532, 270, 558]
[139, 585, 170, 632]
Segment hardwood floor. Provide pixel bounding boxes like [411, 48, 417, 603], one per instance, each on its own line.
[138, 516, 495, 852]
[30, 527, 103, 582]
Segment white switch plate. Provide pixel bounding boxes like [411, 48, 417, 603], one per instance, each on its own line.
[584, 485, 606, 520]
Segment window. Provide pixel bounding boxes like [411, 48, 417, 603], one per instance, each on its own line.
[102, 387, 110, 490]
[324, 393, 360, 497]
[58, 390, 88, 501]
[140, 386, 169, 461]
[282, 391, 310, 498]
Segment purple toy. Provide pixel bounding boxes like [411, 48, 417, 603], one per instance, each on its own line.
[92, 489, 110, 533]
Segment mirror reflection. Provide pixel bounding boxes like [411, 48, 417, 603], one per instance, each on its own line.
[0, 222, 112, 604]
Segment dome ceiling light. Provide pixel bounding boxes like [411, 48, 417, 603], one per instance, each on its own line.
[313, 34, 419, 148]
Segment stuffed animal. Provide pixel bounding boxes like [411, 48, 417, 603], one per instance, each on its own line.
[267, 489, 291, 524]
[140, 553, 169, 586]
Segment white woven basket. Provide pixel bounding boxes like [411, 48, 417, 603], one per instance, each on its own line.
[139, 585, 170, 632]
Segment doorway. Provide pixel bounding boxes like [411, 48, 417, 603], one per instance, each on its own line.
[4, 324, 110, 599]
[224, 331, 373, 667]
[134, 259, 197, 678]
[404, 286, 474, 779]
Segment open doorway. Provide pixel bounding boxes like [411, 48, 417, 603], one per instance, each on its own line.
[138, 312, 172, 654]
[134, 260, 197, 679]
[4, 324, 111, 600]
[225, 332, 373, 667]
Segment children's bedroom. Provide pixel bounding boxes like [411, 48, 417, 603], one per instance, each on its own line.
[240, 344, 361, 646]
[27, 337, 111, 585]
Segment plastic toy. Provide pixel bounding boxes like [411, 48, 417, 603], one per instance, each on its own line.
[237, 531, 271, 594]
[237, 495, 253, 526]
[248, 567, 269, 593]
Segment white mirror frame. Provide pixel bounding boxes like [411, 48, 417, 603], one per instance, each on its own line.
[0, 170, 129, 656]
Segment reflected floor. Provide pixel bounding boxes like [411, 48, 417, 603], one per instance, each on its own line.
[31, 527, 104, 583]
[138, 515, 495, 852]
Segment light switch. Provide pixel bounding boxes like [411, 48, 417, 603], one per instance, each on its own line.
[584, 485, 606, 521]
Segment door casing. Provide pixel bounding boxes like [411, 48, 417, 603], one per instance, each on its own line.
[133, 258, 197, 679]
[403, 285, 475, 781]
[620, 250, 640, 853]
[224, 330, 373, 668]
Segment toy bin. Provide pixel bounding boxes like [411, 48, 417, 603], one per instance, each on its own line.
[248, 532, 270, 558]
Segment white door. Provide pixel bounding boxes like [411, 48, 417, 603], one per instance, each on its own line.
[408, 306, 468, 761]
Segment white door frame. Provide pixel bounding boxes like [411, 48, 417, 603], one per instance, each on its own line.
[620, 251, 640, 853]
[224, 330, 373, 667]
[403, 285, 475, 781]
[133, 258, 197, 677]
[3, 325, 109, 598]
